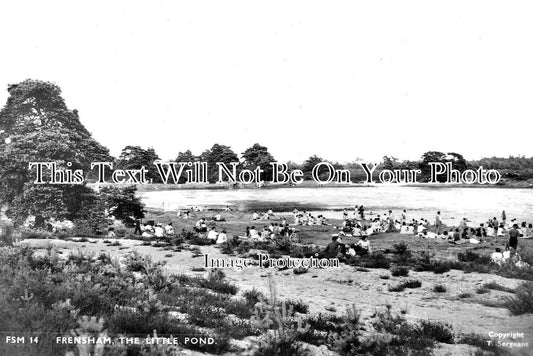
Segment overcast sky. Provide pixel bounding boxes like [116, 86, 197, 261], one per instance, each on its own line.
[1, 1, 532, 163]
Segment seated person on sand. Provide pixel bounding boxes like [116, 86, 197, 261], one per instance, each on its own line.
[261, 211, 270, 220]
[400, 222, 410, 234]
[268, 223, 275, 232]
[417, 223, 426, 234]
[164, 223, 175, 236]
[223, 206, 231, 212]
[107, 227, 116, 238]
[144, 223, 154, 232]
[213, 213, 225, 222]
[365, 226, 376, 236]
[497, 224, 506, 237]
[525, 223, 533, 238]
[469, 236, 481, 244]
[503, 245, 511, 260]
[419, 230, 437, 239]
[195, 218, 207, 233]
[354, 235, 371, 255]
[249, 226, 260, 240]
[252, 211, 260, 220]
[261, 226, 271, 240]
[154, 224, 165, 239]
[439, 230, 450, 239]
[452, 228, 461, 242]
[477, 224, 487, 238]
[491, 248, 504, 265]
[207, 227, 218, 242]
[512, 254, 530, 268]
[394, 221, 402, 231]
[486, 226, 495, 237]
[141, 226, 153, 238]
[267, 209, 274, 216]
[352, 225, 363, 237]
[323, 235, 342, 258]
[216, 229, 228, 244]
[519, 222, 532, 238]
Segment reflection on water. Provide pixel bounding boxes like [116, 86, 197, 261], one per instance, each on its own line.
[139, 186, 533, 225]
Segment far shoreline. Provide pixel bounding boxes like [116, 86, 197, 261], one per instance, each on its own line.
[128, 180, 533, 192]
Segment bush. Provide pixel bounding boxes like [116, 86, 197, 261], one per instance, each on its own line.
[359, 252, 391, 269]
[503, 282, 533, 315]
[391, 266, 410, 277]
[433, 284, 447, 293]
[285, 299, 309, 314]
[483, 281, 515, 293]
[418, 320, 454, 344]
[393, 242, 412, 262]
[243, 288, 266, 306]
[388, 284, 406, 292]
[403, 280, 422, 288]
[0, 221, 15, 245]
[389, 280, 422, 292]
[457, 333, 495, 351]
[458, 251, 491, 265]
[371, 308, 436, 354]
[476, 287, 490, 294]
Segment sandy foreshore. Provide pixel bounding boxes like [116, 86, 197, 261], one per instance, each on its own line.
[21, 236, 533, 355]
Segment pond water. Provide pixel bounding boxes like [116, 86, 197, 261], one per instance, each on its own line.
[139, 186, 533, 226]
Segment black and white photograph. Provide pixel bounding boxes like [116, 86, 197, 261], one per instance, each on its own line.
[0, 1, 532, 355]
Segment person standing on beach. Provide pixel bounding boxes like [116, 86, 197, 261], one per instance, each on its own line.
[134, 219, 142, 235]
[508, 224, 519, 253]
[502, 210, 507, 226]
[435, 211, 442, 234]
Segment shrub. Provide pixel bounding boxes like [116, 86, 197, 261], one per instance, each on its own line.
[458, 292, 472, 299]
[433, 284, 447, 293]
[458, 251, 491, 265]
[251, 275, 311, 356]
[285, 299, 309, 314]
[360, 252, 391, 269]
[243, 288, 266, 306]
[388, 284, 406, 292]
[457, 333, 495, 351]
[391, 266, 409, 277]
[371, 307, 436, 354]
[403, 280, 422, 288]
[393, 242, 412, 262]
[0, 221, 15, 245]
[418, 320, 454, 344]
[503, 282, 533, 315]
[476, 287, 490, 294]
[198, 270, 238, 295]
[389, 280, 422, 292]
[483, 281, 515, 293]
[220, 241, 234, 254]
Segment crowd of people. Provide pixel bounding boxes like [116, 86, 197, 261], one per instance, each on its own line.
[123, 203, 530, 268]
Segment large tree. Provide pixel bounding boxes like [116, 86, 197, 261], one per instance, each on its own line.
[241, 143, 276, 181]
[199, 144, 239, 183]
[115, 145, 161, 182]
[0, 79, 111, 226]
[173, 150, 198, 184]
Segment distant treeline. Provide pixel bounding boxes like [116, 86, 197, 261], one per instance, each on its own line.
[110, 145, 533, 183]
